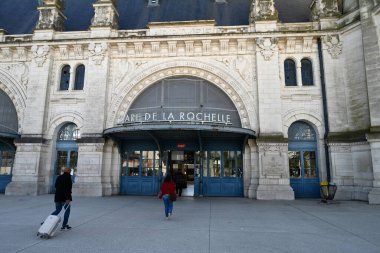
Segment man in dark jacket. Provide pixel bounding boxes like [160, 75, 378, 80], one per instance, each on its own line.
[51, 167, 72, 230]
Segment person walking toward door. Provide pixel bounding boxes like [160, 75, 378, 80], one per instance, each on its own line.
[158, 174, 176, 219]
[51, 167, 72, 230]
[174, 169, 184, 197]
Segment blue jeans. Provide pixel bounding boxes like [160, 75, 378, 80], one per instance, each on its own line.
[162, 194, 173, 217]
[51, 202, 70, 227]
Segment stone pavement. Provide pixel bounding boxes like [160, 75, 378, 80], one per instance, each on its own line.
[0, 195, 380, 253]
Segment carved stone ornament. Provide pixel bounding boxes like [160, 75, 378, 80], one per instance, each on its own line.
[0, 63, 29, 87]
[323, 34, 342, 59]
[88, 42, 108, 65]
[31, 45, 50, 67]
[256, 37, 278, 61]
[91, 1, 118, 29]
[319, 0, 341, 18]
[249, 0, 279, 23]
[35, 1, 66, 31]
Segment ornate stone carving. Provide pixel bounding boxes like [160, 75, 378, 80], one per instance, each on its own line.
[319, 0, 340, 18]
[256, 37, 278, 61]
[36, 0, 66, 31]
[91, 0, 118, 29]
[249, 0, 279, 24]
[88, 42, 108, 65]
[323, 34, 342, 59]
[31, 45, 50, 67]
[0, 63, 29, 87]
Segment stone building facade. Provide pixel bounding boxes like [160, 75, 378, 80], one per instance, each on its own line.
[0, 0, 379, 203]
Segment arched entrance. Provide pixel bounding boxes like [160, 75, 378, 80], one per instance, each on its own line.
[105, 77, 255, 197]
[0, 90, 18, 193]
[288, 121, 320, 198]
[53, 123, 79, 191]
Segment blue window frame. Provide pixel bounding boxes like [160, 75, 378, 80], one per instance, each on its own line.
[60, 65, 71, 90]
[301, 59, 314, 86]
[74, 64, 85, 90]
[284, 59, 297, 86]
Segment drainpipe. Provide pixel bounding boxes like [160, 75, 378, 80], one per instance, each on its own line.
[317, 38, 331, 182]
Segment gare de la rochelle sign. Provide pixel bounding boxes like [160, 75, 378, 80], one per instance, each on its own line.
[124, 111, 232, 125]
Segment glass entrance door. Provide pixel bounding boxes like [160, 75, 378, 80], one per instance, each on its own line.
[289, 150, 319, 198]
[121, 150, 160, 195]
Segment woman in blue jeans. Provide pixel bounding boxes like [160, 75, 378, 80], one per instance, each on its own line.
[158, 175, 176, 219]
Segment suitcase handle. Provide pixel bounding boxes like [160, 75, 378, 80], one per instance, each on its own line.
[58, 203, 70, 218]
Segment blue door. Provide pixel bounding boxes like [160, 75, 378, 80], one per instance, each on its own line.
[0, 147, 15, 193]
[120, 150, 161, 195]
[53, 123, 79, 192]
[202, 150, 243, 197]
[288, 122, 320, 198]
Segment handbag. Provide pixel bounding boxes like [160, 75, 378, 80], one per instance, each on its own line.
[169, 192, 177, 202]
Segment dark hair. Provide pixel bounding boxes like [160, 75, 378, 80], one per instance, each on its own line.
[164, 174, 172, 183]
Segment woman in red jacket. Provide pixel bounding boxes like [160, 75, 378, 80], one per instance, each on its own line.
[158, 174, 176, 219]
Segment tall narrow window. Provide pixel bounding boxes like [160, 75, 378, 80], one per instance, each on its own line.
[59, 65, 71, 90]
[301, 59, 314, 86]
[284, 59, 297, 86]
[74, 64, 85, 90]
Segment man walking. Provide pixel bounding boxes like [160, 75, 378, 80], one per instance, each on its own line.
[51, 167, 72, 230]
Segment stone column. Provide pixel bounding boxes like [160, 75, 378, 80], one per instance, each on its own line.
[359, 1, 380, 204]
[72, 138, 108, 196]
[247, 139, 259, 198]
[368, 133, 380, 204]
[5, 140, 49, 195]
[256, 137, 294, 200]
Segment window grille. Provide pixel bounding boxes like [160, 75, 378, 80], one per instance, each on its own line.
[288, 122, 316, 141]
[57, 123, 79, 141]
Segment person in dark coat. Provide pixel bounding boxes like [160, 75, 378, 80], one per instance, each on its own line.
[51, 167, 72, 230]
[174, 169, 184, 197]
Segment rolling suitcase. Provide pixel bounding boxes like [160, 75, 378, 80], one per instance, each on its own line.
[37, 203, 69, 239]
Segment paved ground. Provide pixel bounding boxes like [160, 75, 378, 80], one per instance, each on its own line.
[0, 195, 380, 253]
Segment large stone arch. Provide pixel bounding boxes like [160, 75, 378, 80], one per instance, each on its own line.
[283, 109, 324, 139]
[107, 59, 257, 130]
[0, 66, 27, 132]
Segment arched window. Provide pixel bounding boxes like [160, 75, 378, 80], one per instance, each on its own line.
[284, 59, 297, 86]
[288, 122, 316, 142]
[59, 65, 71, 90]
[57, 123, 79, 141]
[74, 64, 85, 90]
[301, 59, 314, 86]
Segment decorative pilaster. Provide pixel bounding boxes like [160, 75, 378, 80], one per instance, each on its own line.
[256, 136, 294, 200]
[72, 137, 112, 196]
[247, 139, 259, 198]
[5, 139, 50, 195]
[367, 133, 380, 204]
[91, 0, 119, 29]
[35, 0, 66, 31]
